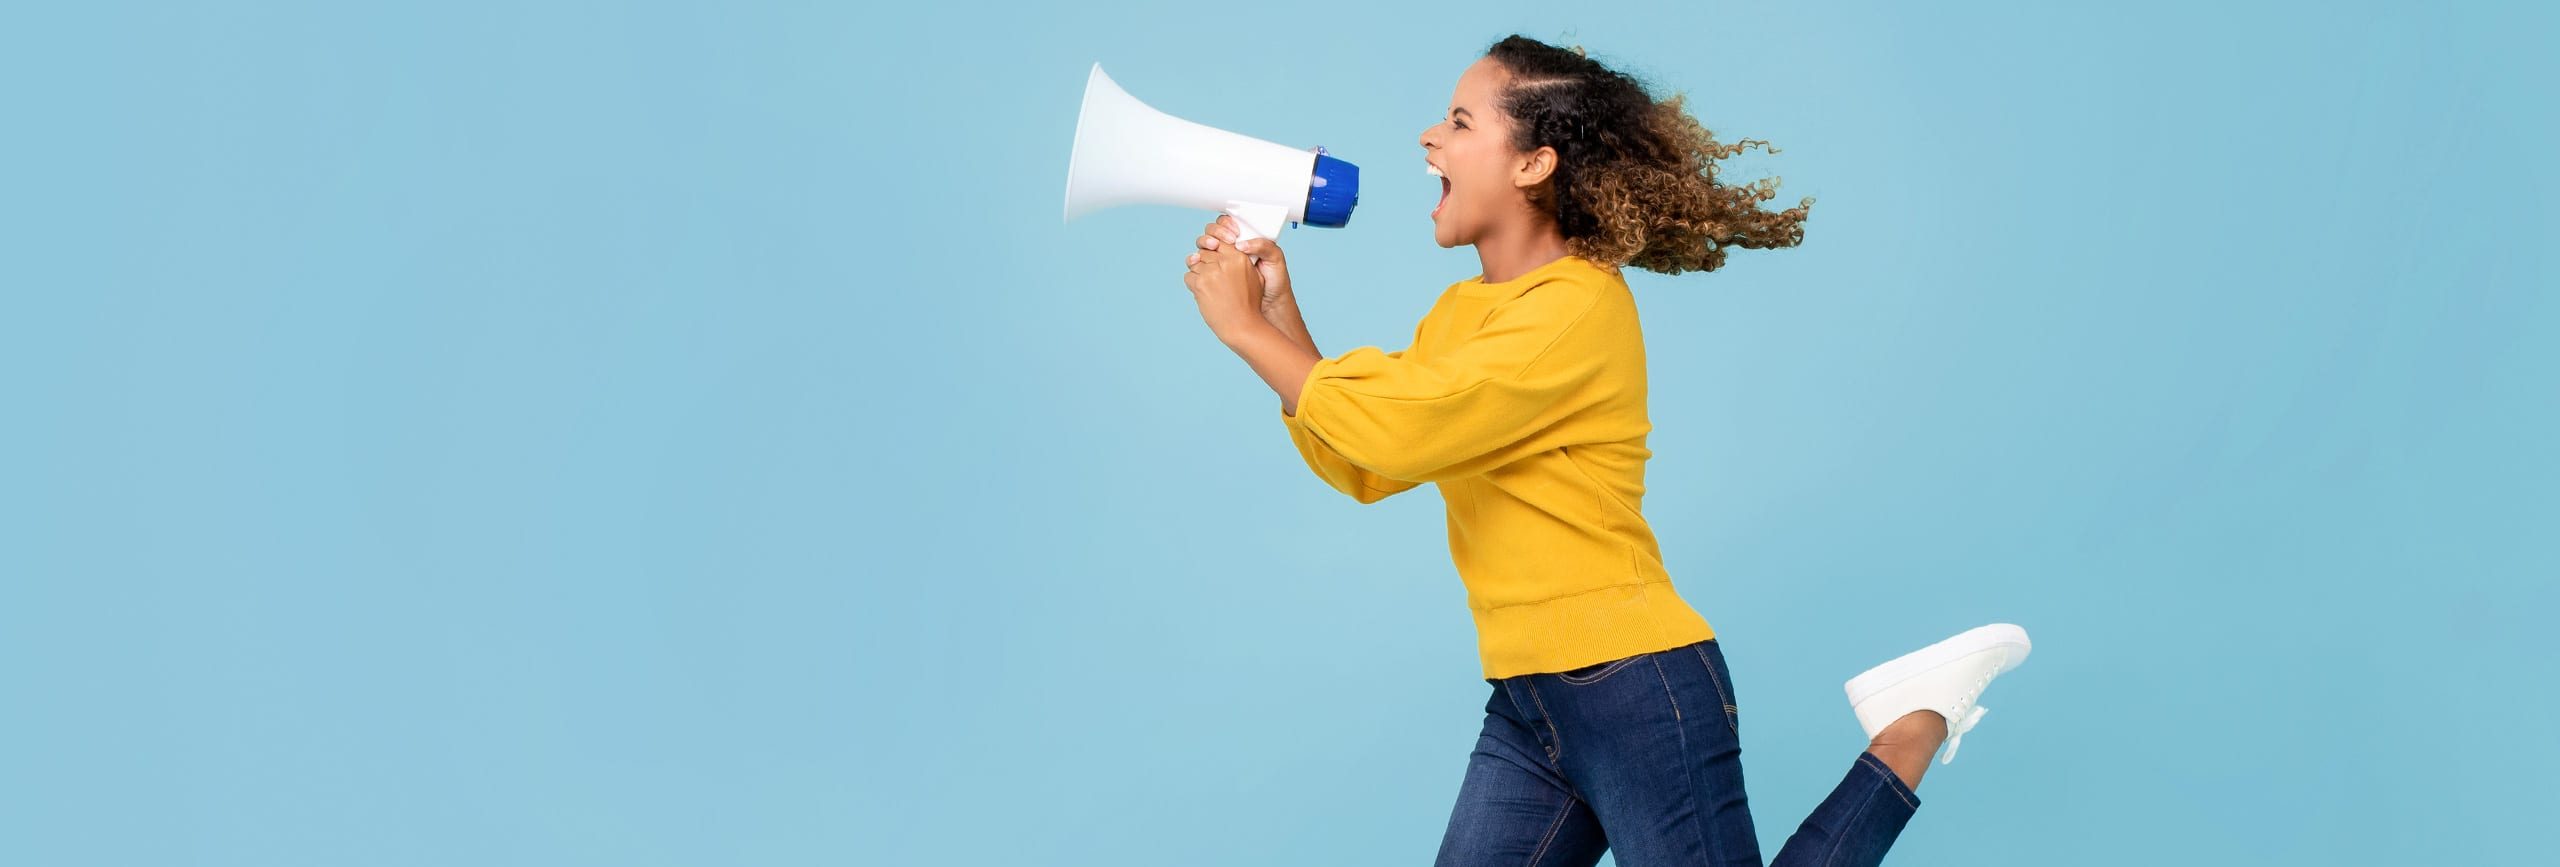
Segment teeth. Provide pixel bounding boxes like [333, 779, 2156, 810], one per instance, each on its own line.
[1426, 164, 1444, 178]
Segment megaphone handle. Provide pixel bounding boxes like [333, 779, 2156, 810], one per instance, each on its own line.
[1223, 203, 1289, 266]
[1227, 218, 1266, 266]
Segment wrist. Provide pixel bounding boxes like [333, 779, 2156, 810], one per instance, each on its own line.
[1215, 316, 1281, 348]
[1261, 306, 1306, 334]
[1262, 292, 1306, 326]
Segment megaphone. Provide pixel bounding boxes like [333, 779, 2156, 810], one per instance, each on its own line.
[1063, 63, 1359, 248]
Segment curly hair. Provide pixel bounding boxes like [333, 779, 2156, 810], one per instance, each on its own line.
[1484, 35, 1814, 275]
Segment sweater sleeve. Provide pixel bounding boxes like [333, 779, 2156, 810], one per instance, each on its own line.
[1281, 346, 1428, 504]
[1281, 282, 1612, 484]
[1279, 309, 1430, 504]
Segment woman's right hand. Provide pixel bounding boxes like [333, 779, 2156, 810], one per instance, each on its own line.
[1196, 215, 1292, 311]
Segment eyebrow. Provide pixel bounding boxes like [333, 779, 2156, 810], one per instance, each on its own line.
[1448, 107, 1473, 119]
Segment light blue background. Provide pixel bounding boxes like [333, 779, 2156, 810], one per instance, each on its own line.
[3, 2, 2551, 864]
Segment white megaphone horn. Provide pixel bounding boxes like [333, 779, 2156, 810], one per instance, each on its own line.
[1063, 63, 1359, 248]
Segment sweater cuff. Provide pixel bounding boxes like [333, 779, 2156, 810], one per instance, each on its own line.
[1280, 353, 1336, 426]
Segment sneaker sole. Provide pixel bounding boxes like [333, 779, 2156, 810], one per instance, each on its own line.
[1843, 623, 2032, 705]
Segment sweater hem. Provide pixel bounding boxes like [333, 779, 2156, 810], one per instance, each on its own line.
[1469, 579, 1717, 681]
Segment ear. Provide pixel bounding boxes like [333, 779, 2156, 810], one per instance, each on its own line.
[1511, 145, 1558, 189]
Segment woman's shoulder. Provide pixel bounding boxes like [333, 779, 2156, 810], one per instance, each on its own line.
[1550, 254, 1626, 283]
[1511, 257, 1634, 318]
[1454, 255, 1624, 300]
[1461, 269, 1637, 349]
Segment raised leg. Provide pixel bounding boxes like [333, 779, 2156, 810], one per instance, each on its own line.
[1862, 709, 1949, 790]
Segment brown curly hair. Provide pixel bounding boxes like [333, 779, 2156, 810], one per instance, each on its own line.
[1485, 35, 1814, 275]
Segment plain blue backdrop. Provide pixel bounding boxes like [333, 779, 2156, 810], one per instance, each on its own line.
[3, 1, 2551, 864]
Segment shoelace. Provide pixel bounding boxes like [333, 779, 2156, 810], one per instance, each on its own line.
[1935, 648, 2011, 765]
[1937, 704, 1989, 764]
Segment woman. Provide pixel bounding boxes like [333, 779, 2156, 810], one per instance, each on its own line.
[1182, 35, 2032, 866]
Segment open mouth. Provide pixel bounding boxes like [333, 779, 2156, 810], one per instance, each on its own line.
[1429, 163, 1449, 217]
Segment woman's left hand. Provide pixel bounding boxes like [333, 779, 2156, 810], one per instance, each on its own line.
[1185, 242, 1265, 342]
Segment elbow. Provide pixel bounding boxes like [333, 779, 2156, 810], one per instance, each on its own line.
[1301, 415, 1455, 484]
[1360, 456, 1450, 486]
[1347, 477, 1420, 504]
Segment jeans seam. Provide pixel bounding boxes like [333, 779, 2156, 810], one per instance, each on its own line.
[1648, 655, 1683, 722]
[1652, 654, 1720, 866]
[1819, 769, 1882, 867]
[1857, 752, 1919, 810]
[1691, 642, 1738, 734]
[1556, 655, 1639, 685]
[1523, 679, 1565, 765]
[1527, 797, 1574, 866]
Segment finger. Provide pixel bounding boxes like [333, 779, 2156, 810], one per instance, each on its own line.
[1197, 233, 1218, 251]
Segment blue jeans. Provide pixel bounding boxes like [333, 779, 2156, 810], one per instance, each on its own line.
[1435, 638, 1920, 867]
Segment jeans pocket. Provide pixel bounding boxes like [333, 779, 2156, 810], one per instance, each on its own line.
[1692, 640, 1739, 734]
[1553, 654, 1642, 686]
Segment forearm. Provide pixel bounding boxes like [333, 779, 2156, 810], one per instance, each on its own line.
[1263, 293, 1320, 358]
[1218, 321, 1322, 416]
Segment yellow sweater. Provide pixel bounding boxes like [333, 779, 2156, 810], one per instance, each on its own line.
[1280, 254, 1717, 680]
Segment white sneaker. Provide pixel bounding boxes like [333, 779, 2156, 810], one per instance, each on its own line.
[1843, 623, 2031, 765]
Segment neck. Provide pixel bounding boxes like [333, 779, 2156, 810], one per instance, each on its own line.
[1474, 218, 1573, 284]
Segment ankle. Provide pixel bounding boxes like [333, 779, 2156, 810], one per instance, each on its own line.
[1864, 710, 1949, 791]
[1862, 713, 1945, 791]
[1878, 709, 1948, 744]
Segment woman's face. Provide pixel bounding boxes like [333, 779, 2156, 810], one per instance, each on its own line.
[1418, 56, 1552, 249]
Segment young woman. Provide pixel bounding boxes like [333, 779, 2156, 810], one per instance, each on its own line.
[1182, 35, 2033, 867]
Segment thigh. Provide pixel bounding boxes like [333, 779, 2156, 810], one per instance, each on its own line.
[1435, 683, 1609, 867]
[1530, 640, 1763, 867]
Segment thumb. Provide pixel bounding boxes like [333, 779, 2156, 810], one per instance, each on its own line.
[1241, 237, 1285, 260]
